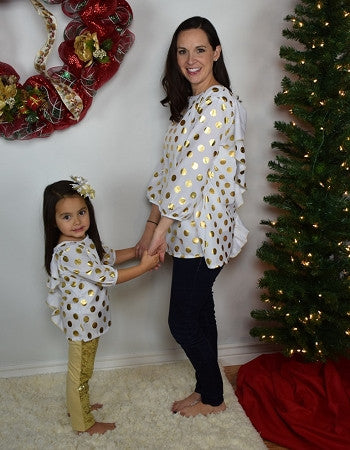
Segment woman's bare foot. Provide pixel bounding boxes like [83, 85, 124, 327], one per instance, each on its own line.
[171, 392, 201, 413]
[80, 422, 116, 435]
[179, 401, 226, 417]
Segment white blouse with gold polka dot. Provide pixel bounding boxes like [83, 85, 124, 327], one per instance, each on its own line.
[47, 236, 117, 341]
[147, 85, 248, 268]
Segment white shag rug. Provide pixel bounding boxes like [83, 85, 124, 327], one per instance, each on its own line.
[0, 361, 266, 449]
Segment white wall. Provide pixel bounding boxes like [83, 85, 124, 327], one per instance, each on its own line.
[0, 0, 294, 377]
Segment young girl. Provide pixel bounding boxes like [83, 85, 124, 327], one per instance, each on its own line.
[43, 176, 159, 435]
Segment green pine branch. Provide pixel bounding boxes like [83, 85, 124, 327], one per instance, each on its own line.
[251, 0, 350, 362]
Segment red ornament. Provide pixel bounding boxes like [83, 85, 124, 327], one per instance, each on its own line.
[26, 94, 43, 111]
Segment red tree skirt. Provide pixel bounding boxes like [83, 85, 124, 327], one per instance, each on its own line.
[235, 353, 350, 450]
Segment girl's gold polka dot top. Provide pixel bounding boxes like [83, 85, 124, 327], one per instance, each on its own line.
[47, 236, 117, 341]
[147, 85, 248, 268]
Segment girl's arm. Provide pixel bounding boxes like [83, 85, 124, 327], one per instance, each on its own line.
[116, 250, 159, 284]
[115, 247, 136, 264]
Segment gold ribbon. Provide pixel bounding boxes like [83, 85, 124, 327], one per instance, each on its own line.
[30, 0, 83, 120]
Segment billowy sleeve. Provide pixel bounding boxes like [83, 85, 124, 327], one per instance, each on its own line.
[49, 241, 118, 288]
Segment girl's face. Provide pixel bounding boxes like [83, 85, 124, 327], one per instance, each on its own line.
[176, 28, 221, 96]
[55, 195, 90, 243]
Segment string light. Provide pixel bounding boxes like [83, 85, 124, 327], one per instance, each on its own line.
[254, 1, 349, 363]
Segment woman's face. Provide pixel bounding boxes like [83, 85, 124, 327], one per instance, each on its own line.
[176, 28, 221, 95]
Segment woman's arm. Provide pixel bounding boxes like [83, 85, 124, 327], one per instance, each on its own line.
[148, 216, 174, 263]
[135, 204, 161, 258]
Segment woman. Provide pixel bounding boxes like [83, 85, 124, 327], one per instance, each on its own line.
[136, 16, 248, 417]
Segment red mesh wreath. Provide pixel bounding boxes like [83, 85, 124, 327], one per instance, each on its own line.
[0, 0, 134, 140]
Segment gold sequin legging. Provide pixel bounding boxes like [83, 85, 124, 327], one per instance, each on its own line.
[67, 337, 99, 431]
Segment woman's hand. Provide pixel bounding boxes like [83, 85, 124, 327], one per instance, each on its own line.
[148, 216, 174, 263]
[135, 224, 155, 258]
[136, 205, 161, 258]
[148, 231, 167, 263]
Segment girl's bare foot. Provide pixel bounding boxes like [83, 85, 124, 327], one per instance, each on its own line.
[81, 422, 116, 435]
[68, 403, 103, 417]
[90, 403, 103, 412]
[171, 392, 201, 413]
[179, 401, 226, 417]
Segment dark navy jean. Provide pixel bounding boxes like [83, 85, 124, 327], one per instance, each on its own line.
[168, 257, 223, 406]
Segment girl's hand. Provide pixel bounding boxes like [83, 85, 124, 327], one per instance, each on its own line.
[140, 250, 160, 271]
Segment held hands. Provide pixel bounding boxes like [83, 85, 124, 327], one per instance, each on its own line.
[148, 216, 173, 263]
[136, 215, 173, 265]
[135, 226, 154, 259]
[148, 230, 167, 263]
[140, 250, 160, 271]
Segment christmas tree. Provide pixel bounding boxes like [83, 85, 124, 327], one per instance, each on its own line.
[250, 0, 350, 362]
